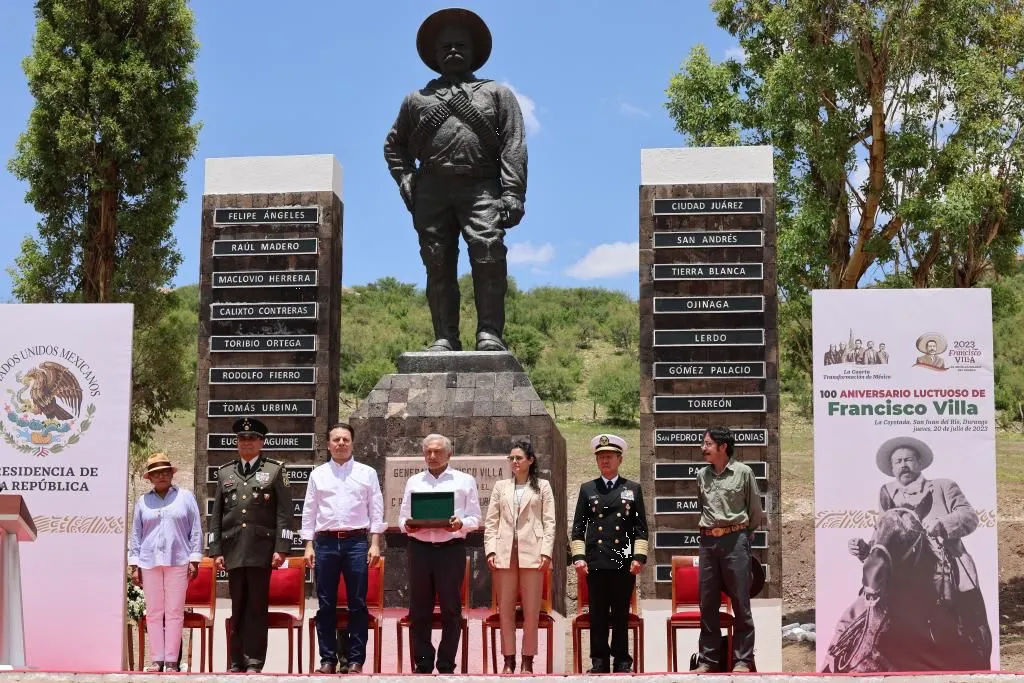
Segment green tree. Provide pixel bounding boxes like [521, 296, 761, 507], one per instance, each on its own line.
[8, 0, 200, 447]
[666, 0, 1024, 295]
[587, 356, 640, 425]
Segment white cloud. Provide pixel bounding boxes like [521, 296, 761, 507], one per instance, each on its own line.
[566, 242, 639, 279]
[502, 82, 540, 136]
[725, 46, 747, 63]
[507, 241, 555, 266]
[618, 101, 650, 118]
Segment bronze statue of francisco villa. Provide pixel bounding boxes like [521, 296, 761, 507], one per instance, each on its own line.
[384, 8, 528, 352]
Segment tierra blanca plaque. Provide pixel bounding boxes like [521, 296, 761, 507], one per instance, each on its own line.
[652, 197, 762, 215]
[210, 302, 317, 320]
[653, 296, 764, 314]
[653, 329, 764, 347]
[212, 270, 318, 288]
[653, 394, 767, 413]
[655, 461, 768, 480]
[213, 238, 318, 256]
[209, 367, 316, 384]
[652, 263, 763, 281]
[207, 433, 315, 451]
[653, 230, 763, 249]
[655, 428, 767, 447]
[209, 335, 316, 353]
[213, 207, 320, 225]
[653, 361, 766, 379]
[207, 399, 315, 417]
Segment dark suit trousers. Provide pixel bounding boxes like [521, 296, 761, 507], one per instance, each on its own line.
[228, 566, 272, 670]
[699, 531, 755, 668]
[587, 569, 635, 663]
[408, 538, 466, 672]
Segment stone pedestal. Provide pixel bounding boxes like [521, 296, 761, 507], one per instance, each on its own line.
[348, 352, 567, 611]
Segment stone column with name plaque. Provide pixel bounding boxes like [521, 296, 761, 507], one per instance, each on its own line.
[348, 352, 567, 611]
[195, 155, 343, 584]
[639, 146, 781, 602]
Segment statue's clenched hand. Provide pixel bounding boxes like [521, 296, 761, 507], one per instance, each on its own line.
[501, 196, 524, 228]
[399, 174, 417, 213]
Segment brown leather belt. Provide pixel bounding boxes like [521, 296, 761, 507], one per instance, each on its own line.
[316, 528, 368, 539]
[699, 523, 747, 537]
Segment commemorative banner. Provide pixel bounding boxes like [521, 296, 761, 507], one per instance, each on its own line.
[812, 289, 997, 672]
[0, 305, 133, 669]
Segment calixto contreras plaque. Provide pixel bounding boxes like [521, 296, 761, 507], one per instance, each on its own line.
[210, 302, 317, 320]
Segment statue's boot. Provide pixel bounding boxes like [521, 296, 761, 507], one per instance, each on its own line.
[472, 261, 508, 352]
[424, 261, 462, 352]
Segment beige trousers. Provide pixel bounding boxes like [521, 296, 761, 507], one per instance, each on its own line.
[494, 539, 544, 656]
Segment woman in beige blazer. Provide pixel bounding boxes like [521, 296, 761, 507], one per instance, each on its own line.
[484, 440, 556, 674]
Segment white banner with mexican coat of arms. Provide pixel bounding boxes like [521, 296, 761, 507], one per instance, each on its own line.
[812, 289, 998, 673]
[0, 304, 133, 669]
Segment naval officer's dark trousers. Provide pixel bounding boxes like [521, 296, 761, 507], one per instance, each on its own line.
[587, 569, 635, 665]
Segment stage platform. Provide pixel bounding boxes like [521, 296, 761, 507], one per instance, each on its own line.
[1, 673, 1023, 682]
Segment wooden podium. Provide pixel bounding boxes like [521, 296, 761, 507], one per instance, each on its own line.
[0, 496, 36, 669]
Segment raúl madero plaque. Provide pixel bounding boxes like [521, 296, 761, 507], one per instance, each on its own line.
[211, 270, 318, 288]
[655, 428, 767, 447]
[651, 197, 763, 215]
[653, 362, 766, 379]
[652, 263, 763, 281]
[655, 461, 768, 480]
[207, 433, 315, 451]
[653, 230, 763, 249]
[653, 394, 766, 413]
[213, 238, 319, 256]
[207, 399, 315, 417]
[653, 329, 764, 347]
[653, 296, 765, 314]
[213, 206, 320, 225]
[210, 302, 317, 321]
[209, 335, 316, 353]
[209, 367, 317, 384]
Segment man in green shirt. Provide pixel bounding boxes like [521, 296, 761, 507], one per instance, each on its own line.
[693, 426, 764, 673]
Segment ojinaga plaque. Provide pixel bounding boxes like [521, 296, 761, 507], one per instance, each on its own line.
[653, 296, 764, 314]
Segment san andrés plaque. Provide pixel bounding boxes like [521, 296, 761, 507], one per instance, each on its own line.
[653, 230, 763, 249]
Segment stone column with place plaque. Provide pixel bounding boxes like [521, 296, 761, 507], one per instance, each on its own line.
[638, 146, 780, 601]
[195, 155, 343, 585]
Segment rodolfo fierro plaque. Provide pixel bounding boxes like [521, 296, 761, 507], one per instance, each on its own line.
[383, 455, 510, 527]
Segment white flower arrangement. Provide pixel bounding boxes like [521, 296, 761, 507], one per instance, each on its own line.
[126, 574, 146, 623]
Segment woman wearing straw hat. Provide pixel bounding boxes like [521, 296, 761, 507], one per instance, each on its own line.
[128, 453, 203, 673]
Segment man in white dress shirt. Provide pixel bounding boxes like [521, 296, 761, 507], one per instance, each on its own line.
[301, 423, 386, 674]
[398, 433, 482, 674]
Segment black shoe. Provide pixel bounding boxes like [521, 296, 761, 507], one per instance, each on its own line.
[587, 658, 610, 674]
[427, 338, 460, 352]
[612, 658, 633, 673]
[347, 662, 363, 674]
[436, 664, 456, 674]
[318, 661, 338, 674]
[228, 663, 244, 673]
[414, 665, 434, 674]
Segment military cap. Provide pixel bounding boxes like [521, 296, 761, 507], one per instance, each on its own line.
[591, 433, 627, 455]
[232, 417, 268, 437]
[416, 7, 492, 73]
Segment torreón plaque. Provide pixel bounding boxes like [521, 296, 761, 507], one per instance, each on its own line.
[653, 263, 763, 281]
[209, 335, 317, 353]
[653, 394, 767, 413]
[652, 197, 763, 215]
[654, 329, 764, 347]
[213, 207, 320, 225]
[210, 302, 317, 320]
[655, 428, 767, 447]
[209, 367, 317, 384]
[212, 270, 318, 288]
[212, 238, 319, 256]
[653, 361, 766, 379]
[653, 296, 764, 314]
[653, 231, 763, 249]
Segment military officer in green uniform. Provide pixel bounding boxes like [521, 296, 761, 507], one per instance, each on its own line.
[571, 434, 648, 673]
[208, 417, 294, 673]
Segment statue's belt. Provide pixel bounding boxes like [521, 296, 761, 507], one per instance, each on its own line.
[409, 91, 501, 159]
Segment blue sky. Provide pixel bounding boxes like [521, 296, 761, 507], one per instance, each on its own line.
[0, 1, 738, 301]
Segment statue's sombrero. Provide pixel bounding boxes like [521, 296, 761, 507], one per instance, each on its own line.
[416, 8, 492, 73]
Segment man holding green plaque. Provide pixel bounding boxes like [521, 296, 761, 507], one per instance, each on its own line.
[398, 434, 482, 674]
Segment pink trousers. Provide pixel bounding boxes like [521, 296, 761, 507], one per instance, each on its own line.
[494, 541, 544, 656]
[142, 565, 189, 662]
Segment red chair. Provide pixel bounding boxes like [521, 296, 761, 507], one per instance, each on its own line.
[136, 557, 217, 672]
[306, 558, 385, 673]
[225, 557, 306, 672]
[572, 572, 645, 672]
[396, 557, 470, 673]
[666, 555, 733, 672]
[481, 565, 555, 673]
